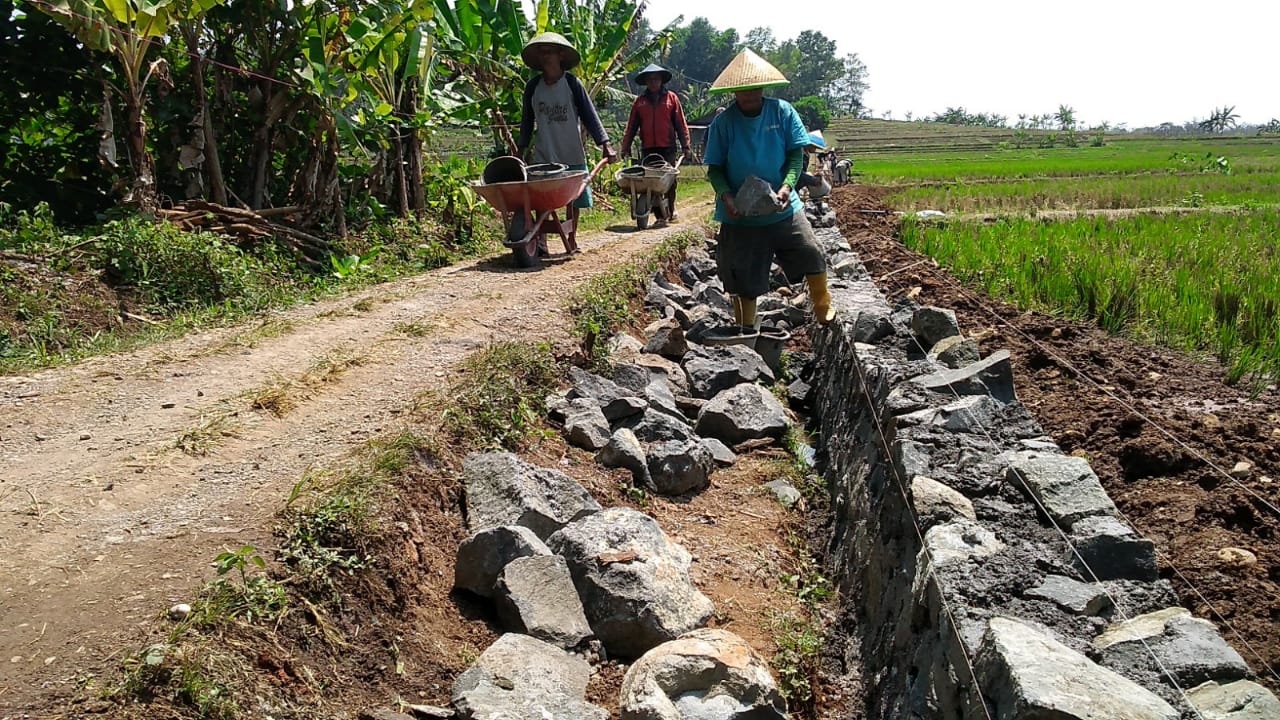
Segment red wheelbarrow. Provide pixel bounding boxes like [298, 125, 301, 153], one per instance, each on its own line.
[471, 156, 609, 268]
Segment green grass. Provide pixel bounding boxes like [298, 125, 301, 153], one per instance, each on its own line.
[0, 205, 500, 375]
[885, 171, 1280, 213]
[434, 342, 561, 449]
[901, 211, 1280, 384]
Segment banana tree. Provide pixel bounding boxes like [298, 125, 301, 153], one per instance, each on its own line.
[346, 0, 436, 215]
[33, 0, 226, 210]
[430, 0, 530, 153]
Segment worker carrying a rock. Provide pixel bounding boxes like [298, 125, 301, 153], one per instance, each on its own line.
[702, 49, 836, 326]
[619, 63, 693, 225]
[515, 31, 617, 246]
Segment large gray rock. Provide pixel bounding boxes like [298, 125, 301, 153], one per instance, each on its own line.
[605, 332, 645, 357]
[613, 364, 683, 421]
[452, 633, 606, 720]
[649, 272, 693, 306]
[617, 409, 697, 445]
[454, 525, 552, 598]
[547, 508, 714, 659]
[896, 394, 1006, 434]
[495, 555, 592, 649]
[1094, 608, 1250, 686]
[691, 282, 732, 315]
[597, 428, 650, 486]
[619, 629, 787, 720]
[929, 335, 981, 368]
[678, 255, 718, 287]
[910, 475, 976, 529]
[645, 440, 714, 496]
[629, 353, 691, 395]
[765, 479, 802, 508]
[563, 398, 611, 451]
[695, 383, 789, 444]
[1068, 514, 1158, 581]
[682, 345, 774, 400]
[567, 366, 647, 421]
[911, 306, 960, 347]
[733, 175, 786, 216]
[643, 319, 689, 360]
[910, 350, 1017, 404]
[920, 518, 1005, 568]
[462, 452, 602, 539]
[1025, 574, 1112, 616]
[853, 310, 894, 344]
[1186, 680, 1280, 720]
[700, 437, 737, 467]
[1005, 453, 1116, 530]
[975, 617, 1178, 720]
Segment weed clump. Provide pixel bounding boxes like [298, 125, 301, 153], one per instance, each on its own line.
[437, 342, 560, 450]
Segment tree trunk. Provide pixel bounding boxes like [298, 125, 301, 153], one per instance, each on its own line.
[393, 127, 409, 217]
[248, 84, 273, 210]
[404, 88, 425, 215]
[123, 80, 157, 211]
[407, 128, 425, 216]
[183, 27, 228, 206]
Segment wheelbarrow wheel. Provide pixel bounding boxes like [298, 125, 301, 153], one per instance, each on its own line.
[636, 214, 650, 230]
[507, 213, 540, 268]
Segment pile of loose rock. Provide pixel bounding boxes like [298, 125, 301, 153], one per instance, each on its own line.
[439, 451, 790, 719]
[374, 232, 820, 719]
[547, 232, 812, 499]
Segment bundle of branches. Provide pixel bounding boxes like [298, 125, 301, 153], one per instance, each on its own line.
[156, 201, 334, 267]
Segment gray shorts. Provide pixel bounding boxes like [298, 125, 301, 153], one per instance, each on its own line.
[715, 211, 827, 297]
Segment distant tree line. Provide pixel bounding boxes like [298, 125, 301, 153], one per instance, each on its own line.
[623, 16, 869, 131]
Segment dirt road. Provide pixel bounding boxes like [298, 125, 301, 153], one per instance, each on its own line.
[0, 217, 703, 713]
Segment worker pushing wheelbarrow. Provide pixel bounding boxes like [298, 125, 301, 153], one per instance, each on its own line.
[478, 31, 617, 267]
[619, 63, 693, 228]
[471, 156, 609, 267]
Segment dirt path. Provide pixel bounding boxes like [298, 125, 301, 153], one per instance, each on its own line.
[0, 214, 705, 712]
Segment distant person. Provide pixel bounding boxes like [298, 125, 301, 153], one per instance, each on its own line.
[797, 130, 832, 200]
[619, 63, 693, 224]
[703, 49, 835, 327]
[833, 157, 853, 185]
[515, 31, 617, 251]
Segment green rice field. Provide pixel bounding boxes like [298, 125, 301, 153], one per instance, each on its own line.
[836, 119, 1280, 384]
[901, 209, 1280, 382]
[885, 171, 1280, 213]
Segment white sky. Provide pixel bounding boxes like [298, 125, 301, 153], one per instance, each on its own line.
[636, 0, 1280, 128]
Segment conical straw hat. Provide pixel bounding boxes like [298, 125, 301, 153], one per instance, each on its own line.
[708, 49, 789, 94]
[522, 32, 581, 71]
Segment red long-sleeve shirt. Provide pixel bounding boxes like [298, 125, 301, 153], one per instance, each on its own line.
[621, 89, 691, 153]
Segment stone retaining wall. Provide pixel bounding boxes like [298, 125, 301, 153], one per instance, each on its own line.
[807, 223, 1279, 719]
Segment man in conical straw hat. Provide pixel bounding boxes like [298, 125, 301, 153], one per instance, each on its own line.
[515, 31, 617, 250]
[620, 63, 693, 224]
[703, 49, 836, 325]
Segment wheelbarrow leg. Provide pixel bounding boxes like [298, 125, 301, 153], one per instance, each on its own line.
[550, 204, 578, 255]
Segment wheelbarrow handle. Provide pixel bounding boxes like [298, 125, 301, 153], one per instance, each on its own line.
[586, 155, 610, 182]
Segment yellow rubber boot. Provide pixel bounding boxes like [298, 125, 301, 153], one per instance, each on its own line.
[732, 296, 759, 329]
[806, 273, 836, 324]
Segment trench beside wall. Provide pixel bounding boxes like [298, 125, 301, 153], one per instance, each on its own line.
[806, 222, 1279, 719]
